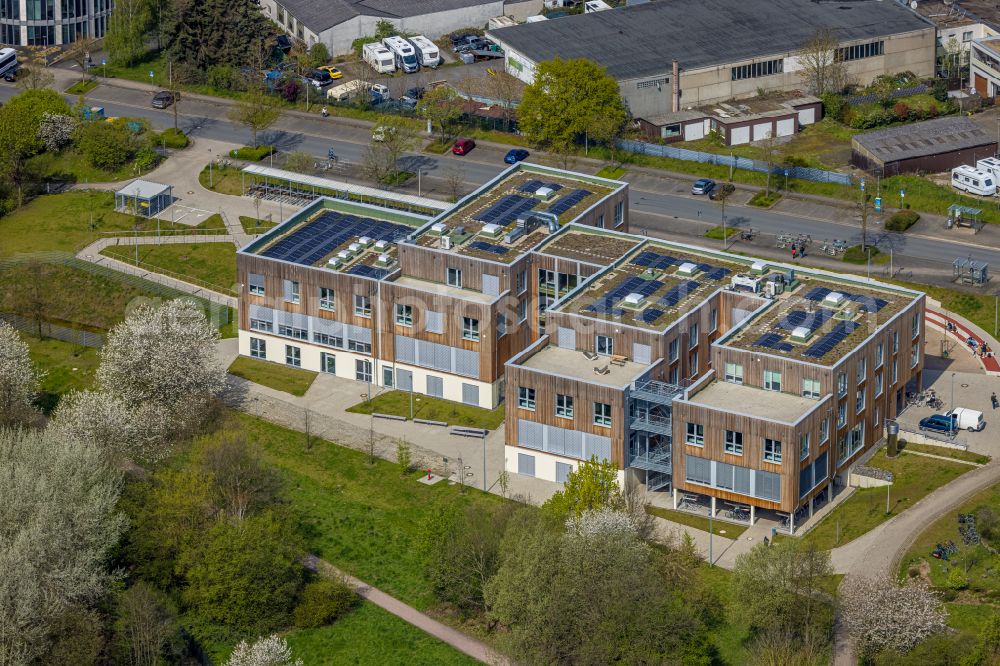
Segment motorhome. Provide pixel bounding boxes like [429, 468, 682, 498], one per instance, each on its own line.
[976, 156, 1000, 183]
[382, 35, 419, 73]
[326, 79, 370, 102]
[951, 165, 996, 196]
[407, 35, 440, 68]
[363, 42, 396, 74]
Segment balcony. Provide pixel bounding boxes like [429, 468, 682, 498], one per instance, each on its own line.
[632, 379, 684, 404]
[630, 411, 672, 436]
[628, 444, 672, 474]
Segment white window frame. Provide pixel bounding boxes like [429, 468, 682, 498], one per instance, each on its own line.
[285, 280, 300, 304]
[596, 334, 613, 357]
[556, 393, 574, 418]
[837, 372, 847, 398]
[802, 377, 821, 399]
[874, 372, 883, 398]
[686, 422, 705, 446]
[395, 303, 413, 327]
[462, 316, 480, 341]
[319, 287, 335, 311]
[518, 386, 536, 410]
[800, 433, 810, 461]
[250, 337, 266, 359]
[447, 267, 462, 288]
[857, 357, 867, 383]
[724, 362, 743, 384]
[820, 417, 830, 444]
[249, 274, 265, 296]
[320, 352, 336, 374]
[724, 430, 743, 455]
[593, 402, 611, 427]
[285, 344, 301, 367]
[763, 438, 782, 463]
[764, 370, 781, 392]
[354, 294, 371, 317]
[669, 338, 679, 362]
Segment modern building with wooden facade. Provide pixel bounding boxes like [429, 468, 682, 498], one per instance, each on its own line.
[235, 162, 629, 410]
[505, 228, 925, 525]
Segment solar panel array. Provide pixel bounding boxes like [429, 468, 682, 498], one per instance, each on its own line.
[639, 308, 664, 324]
[347, 264, 389, 280]
[753, 332, 794, 353]
[584, 276, 661, 314]
[469, 240, 509, 255]
[261, 211, 410, 266]
[658, 280, 700, 308]
[517, 180, 564, 194]
[803, 321, 861, 359]
[804, 287, 832, 301]
[804, 286, 888, 313]
[547, 189, 591, 216]
[631, 251, 677, 270]
[778, 309, 834, 334]
[702, 266, 731, 281]
[477, 194, 537, 226]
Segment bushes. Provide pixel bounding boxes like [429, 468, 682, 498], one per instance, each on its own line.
[76, 121, 135, 170]
[885, 210, 920, 232]
[230, 145, 274, 161]
[748, 191, 781, 207]
[293, 579, 357, 628]
[157, 127, 190, 149]
[843, 244, 880, 264]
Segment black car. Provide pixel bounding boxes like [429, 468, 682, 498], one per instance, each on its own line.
[3, 70, 16, 83]
[405, 86, 426, 100]
[151, 91, 174, 109]
[303, 69, 333, 88]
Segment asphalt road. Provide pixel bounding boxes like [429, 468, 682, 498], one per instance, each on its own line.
[5, 78, 1000, 269]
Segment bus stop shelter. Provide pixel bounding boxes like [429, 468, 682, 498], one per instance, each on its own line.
[115, 179, 173, 218]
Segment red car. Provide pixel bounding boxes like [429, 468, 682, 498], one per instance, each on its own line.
[452, 138, 476, 155]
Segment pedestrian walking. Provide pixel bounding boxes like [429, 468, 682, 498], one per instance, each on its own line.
[321, 106, 329, 118]
[991, 392, 998, 410]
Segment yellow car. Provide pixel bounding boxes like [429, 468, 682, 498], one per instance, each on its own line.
[317, 66, 343, 79]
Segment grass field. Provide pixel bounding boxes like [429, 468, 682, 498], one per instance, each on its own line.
[596, 165, 626, 179]
[199, 165, 244, 195]
[899, 441, 990, 465]
[694, 565, 750, 665]
[227, 357, 317, 396]
[101, 242, 237, 291]
[239, 216, 278, 235]
[646, 506, 749, 539]
[890, 279, 1000, 340]
[681, 119, 856, 170]
[25, 336, 99, 411]
[799, 449, 971, 550]
[65, 79, 99, 95]
[26, 148, 143, 184]
[705, 225, 738, 240]
[346, 390, 505, 430]
[285, 601, 478, 666]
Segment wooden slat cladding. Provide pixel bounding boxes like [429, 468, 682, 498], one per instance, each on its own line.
[573, 186, 629, 233]
[236, 254, 380, 332]
[398, 243, 510, 293]
[505, 362, 627, 467]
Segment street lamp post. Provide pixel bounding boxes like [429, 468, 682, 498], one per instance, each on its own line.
[208, 149, 213, 188]
[482, 430, 487, 491]
[951, 372, 956, 412]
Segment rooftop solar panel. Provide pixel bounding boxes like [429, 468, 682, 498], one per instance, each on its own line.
[543, 183, 563, 192]
[469, 240, 509, 255]
[753, 332, 784, 348]
[804, 287, 833, 301]
[547, 189, 592, 216]
[346, 264, 389, 280]
[778, 308, 833, 333]
[702, 267, 731, 281]
[658, 280, 700, 307]
[517, 179, 543, 193]
[803, 321, 861, 359]
[261, 211, 410, 266]
[846, 293, 888, 313]
[639, 308, 664, 324]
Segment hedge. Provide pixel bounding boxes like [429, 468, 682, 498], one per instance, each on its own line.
[230, 145, 274, 161]
[157, 127, 190, 149]
[885, 210, 920, 232]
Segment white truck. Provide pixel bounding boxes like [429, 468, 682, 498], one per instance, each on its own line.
[407, 35, 440, 68]
[382, 35, 419, 73]
[327, 79, 370, 102]
[363, 42, 396, 74]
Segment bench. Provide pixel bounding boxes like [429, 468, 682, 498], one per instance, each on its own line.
[373, 412, 406, 421]
[414, 418, 447, 427]
[594, 364, 611, 375]
[610, 355, 628, 366]
[450, 426, 488, 439]
[583, 350, 599, 361]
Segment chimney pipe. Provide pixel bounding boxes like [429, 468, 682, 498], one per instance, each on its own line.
[671, 59, 680, 113]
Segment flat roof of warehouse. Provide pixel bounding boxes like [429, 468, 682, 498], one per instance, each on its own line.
[852, 116, 997, 163]
[280, 0, 496, 35]
[488, 0, 931, 80]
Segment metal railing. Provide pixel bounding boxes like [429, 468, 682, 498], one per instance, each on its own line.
[630, 412, 672, 434]
[632, 379, 684, 404]
[628, 445, 672, 473]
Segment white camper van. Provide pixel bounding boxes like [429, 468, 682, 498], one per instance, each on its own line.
[382, 35, 419, 73]
[363, 42, 396, 74]
[408, 35, 440, 68]
[951, 165, 996, 196]
[976, 156, 1000, 183]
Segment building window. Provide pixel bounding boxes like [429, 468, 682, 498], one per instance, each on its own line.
[516, 270, 527, 294]
[249, 273, 265, 296]
[285, 345, 301, 367]
[556, 394, 574, 418]
[250, 337, 266, 359]
[519, 387, 536, 410]
[710, 308, 718, 333]
[911, 346, 920, 368]
[688, 322, 699, 345]
[382, 366, 393, 387]
[731, 58, 784, 80]
[820, 418, 830, 444]
[669, 366, 679, 384]
[857, 357, 867, 383]
[462, 317, 480, 341]
[496, 314, 508, 338]
[593, 402, 611, 426]
[313, 332, 342, 349]
[447, 267, 462, 288]
[964, 31, 973, 42]
[614, 201, 624, 227]
[596, 334, 613, 356]
[354, 294, 371, 317]
[517, 298, 528, 323]
[636, 77, 668, 89]
[347, 339, 371, 354]
[725, 430, 743, 455]
[763, 438, 782, 463]
[395, 304, 413, 326]
[724, 362, 743, 384]
[596, 214, 605, 229]
[669, 338, 679, 361]
[283, 280, 300, 304]
[764, 370, 781, 392]
[912, 314, 920, 339]
[355, 359, 372, 382]
[875, 372, 883, 398]
[893, 330, 899, 354]
[892, 359, 898, 385]
[321, 352, 336, 374]
[278, 324, 308, 340]
[250, 318, 273, 333]
[689, 350, 699, 377]
[319, 287, 335, 311]
[800, 433, 810, 460]
[661, 123, 681, 138]
[837, 423, 865, 463]
[876, 342, 884, 368]
[837, 372, 847, 397]
[875, 405, 881, 427]
[686, 422, 705, 446]
[835, 40, 884, 62]
[837, 402, 847, 428]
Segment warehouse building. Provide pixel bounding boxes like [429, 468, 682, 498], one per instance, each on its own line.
[487, 0, 936, 119]
[850, 115, 997, 175]
[259, 0, 541, 55]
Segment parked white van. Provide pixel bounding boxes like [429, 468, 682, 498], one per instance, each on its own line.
[382, 35, 419, 73]
[976, 156, 1000, 182]
[363, 42, 395, 74]
[952, 166, 997, 196]
[408, 35, 440, 68]
[947, 407, 986, 432]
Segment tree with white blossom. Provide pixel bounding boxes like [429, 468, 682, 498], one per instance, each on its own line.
[0, 321, 40, 427]
[840, 575, 947, 657]
[225, 635, 302, 666]
[37, 112, 79, 152]
[50, 390, 172, 464]
[0, 428, 125, 664]
[97, 300, 225, 434]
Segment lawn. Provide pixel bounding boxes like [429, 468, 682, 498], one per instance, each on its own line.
[27, 148, 145, 184]
[65, 79, 99, 95]
[100, 242, 237, 292]
[694, 565, 750, 665]
[346, 390, 505, 430]
[596, 165, 626, 179]
[799, 449, 971, 550]
[239, 215, 278, 235]
[285, 601, 478, 666]
[199, 164, 244, 195]
[227, 357, 317, 396]
[646, 506, 750, 539]
[889, 278, 1000, 340]
[899, 441, 990, 465]
[25, 335, 99, 412]
[215, 412, 503, 610]
[705, 225, 738, 240]
[680, 118, 856, 169]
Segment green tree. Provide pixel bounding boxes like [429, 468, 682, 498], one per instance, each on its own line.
[76, 120, 135, 170]
[164, 0, 268, 70]
[228, 84, 282, 147]
[518, 58, 627, 158]
[181, 510, 305, 634]
[418, 85, 465, 142]
[307, 42, 329, 68]
[543, 455, 622, 520]
[292, 579, 357, 629]
[105, 0, 151, 66]
[114, 583, 182, 666]
[0, 89, 71, 204]
[962, 613, 1000, 666]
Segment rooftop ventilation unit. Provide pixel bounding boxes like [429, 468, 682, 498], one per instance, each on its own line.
[327, 257, 342, 268]
[348, 242, 363, 254]
[751, 261, 768, 274]
[790, 326, 812, 342]
[534, 186, 557, 201]
[441, 235, 452, 250]
[824, 291, 846, 307]
[358, 236, 373, 247]
[481, 223, 502, 238]
[430, 222, 447, 235]
[505, 226, 525, 244]
[677, 262, 700, 277]
[375, 240, 390, 251]
[376, 253, 394, 267]
[623, 292, 645, 307]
